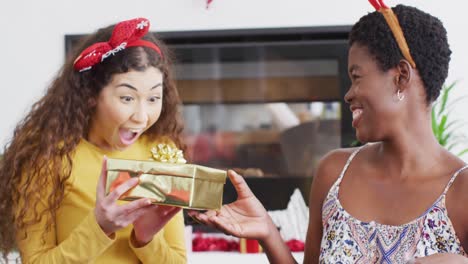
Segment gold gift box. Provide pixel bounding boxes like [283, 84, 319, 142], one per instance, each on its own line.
[105, 158, 227, 210]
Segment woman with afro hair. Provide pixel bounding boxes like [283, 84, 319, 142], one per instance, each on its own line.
[191, 3, 468, 264]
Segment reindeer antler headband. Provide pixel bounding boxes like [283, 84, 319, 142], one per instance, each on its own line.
[368, 0, 416, 68]
[73, 18, 162, 72]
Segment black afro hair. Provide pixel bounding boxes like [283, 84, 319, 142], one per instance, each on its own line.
[349, 5, 451, 103]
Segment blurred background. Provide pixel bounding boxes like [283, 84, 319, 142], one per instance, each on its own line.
[2, 0, 467, 262]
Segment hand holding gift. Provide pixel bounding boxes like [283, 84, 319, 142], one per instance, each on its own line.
[187, 170, 272, 240]
[188, 170, 296, 263]
[131, 204, 181, 247]
[95, 157, 181, 247]
[94, 157, 152, 236]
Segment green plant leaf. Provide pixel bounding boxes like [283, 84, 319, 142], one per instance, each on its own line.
[447, 142, 458, 151]
[438, 115, 448, 136]
[440, 132, 452, 146]
[439, 86, 450, 115]
[350, 140, 362, 147]
[457, 149, 468, 157]
[431, 108, 438, 138]
[445, 120, 462, 132]
[445, 95, 468, 113]
[431, 80, 468, 158]
[436, 81, 457, 115]
[445, 123, 468, 137]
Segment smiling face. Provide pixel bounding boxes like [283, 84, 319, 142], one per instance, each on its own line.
[88, 67, 163, 151]
[345, 44, 402, 143]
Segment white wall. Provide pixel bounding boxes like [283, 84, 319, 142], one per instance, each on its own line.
[1, 0, 467, 156]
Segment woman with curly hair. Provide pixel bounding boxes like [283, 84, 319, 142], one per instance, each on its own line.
[190, 3, 468, 264]
[0, 18, 186, 263]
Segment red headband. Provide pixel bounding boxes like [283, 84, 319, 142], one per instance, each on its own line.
[368, 0, 416, 68]
[73, 18, 162, 72]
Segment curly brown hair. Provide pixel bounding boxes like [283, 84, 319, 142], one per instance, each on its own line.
[0, 23, 185, 257]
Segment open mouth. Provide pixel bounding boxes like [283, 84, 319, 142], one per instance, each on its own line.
[119, 128, 142, 145]
[352, 109, 363, 128]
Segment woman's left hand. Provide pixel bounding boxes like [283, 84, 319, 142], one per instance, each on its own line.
[131, 205, 181, 247]
[407, 253, 468, 264]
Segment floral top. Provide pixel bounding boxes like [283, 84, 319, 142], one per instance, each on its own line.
[320, 147, 468, 263]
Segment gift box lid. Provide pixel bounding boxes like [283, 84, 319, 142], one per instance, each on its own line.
[106, 158, 227, 183]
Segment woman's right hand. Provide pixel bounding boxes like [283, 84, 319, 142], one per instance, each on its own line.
[188, 170, 274, 241]
[94, 157, 153, 236]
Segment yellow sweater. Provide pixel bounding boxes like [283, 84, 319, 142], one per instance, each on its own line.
[17, 137, 187, 263]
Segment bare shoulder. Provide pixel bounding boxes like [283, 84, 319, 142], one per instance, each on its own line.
[315, 148, 357, 183]
[311, 147, 358, 202]
[304, 147, 359, 263]
[447, 165, 468, 205]
[446, 164, 468, 245]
